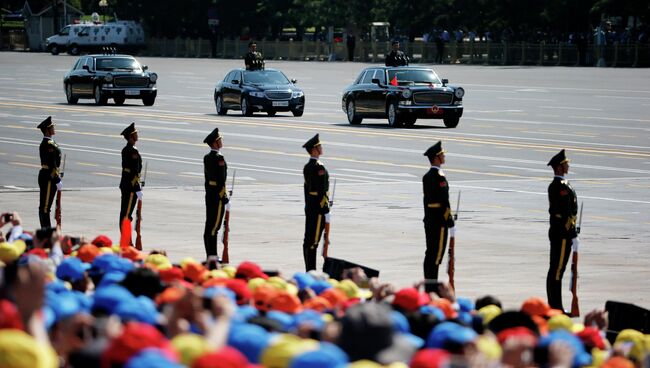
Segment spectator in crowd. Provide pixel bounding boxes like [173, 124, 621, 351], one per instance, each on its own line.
[0, 211, 23, 243]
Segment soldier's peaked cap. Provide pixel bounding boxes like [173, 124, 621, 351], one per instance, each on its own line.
[120, 122, 138, 137]
[37, 116, 54, 130]
[203, 127, 222, 144]
[302, 134, 321, 151]
[547, 149, 569, 167]
[423, 141, 445, 157]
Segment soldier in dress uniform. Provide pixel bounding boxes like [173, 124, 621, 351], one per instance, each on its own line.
[546, 149, 579, 311]
[302, 134, 330, 271]
[119, 123, 143, 231]
[244, 41, 265, 71]
[203, 127, 229, 263]
[385, 40, 409, 67]
[422, 141, 455, 283]
[37, 116, 62, 228]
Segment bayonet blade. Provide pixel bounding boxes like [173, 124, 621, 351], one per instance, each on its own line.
[454, 191, 461, 221]
[60, 154, 66, 178]
[142, 161, 148, 187]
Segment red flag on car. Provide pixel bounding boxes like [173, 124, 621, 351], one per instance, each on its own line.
[390, 75, 398, 86]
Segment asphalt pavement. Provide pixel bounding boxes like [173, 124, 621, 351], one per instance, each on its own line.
[1, 52, 649, 312]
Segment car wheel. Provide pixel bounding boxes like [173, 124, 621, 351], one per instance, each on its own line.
[49, 44, 60, 55]
[215, 94, 227, 115]
[346, 100, 362, 125]
[387, 102, 403, 127]
[267, 109, 277, 117]
[65, 84, 78, 104]
[404, 117, 417, 127]
[292, 108, 304, 117]
[68, 44, 80, 55]
[113, 96, 125, 106]
[241, 97, 253, 116]
[443, 117, 459, 128]
[142, 96, 156, 106]
[93, 85, 107, 105]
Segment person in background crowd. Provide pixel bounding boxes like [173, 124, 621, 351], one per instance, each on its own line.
[0, 211, 23, 243]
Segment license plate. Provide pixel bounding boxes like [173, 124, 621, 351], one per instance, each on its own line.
[272, 101, 289, 107]
[125, 90, 140, 96]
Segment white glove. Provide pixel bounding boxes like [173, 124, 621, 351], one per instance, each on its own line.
[136, 191, 143, 201]
[324, 213, 331, 223]
[572, 237, 580, 251]
[225, 202, 231, 211]
[449, 226, 456, 237]
[56, 182, 63, 191]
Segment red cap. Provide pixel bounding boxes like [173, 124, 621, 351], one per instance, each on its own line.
[0, 300, 25, 330]
[303, 296, 333, 312]
[225, 279, 252, 305]
[496, 327, 538, 345]
[26, 248, 48, 259]
[319, 288, 348, 308]
[235, 261, 268, 280]
[183, 263, 208, 284]
[576, 326, 606, 350]
[155, 286, 186, 306]
[191, 347, 252, 368]
[269, 291, 303, 314]
[410, 348, 451, 368]
[393, 287, 430, 312]
[77, 244, 101, 263]
[521, 297, 563, 318]
[91, 235, 112, 248]
[202, 277, 229, 288]
[429, 298, 458, 319]
[603, 357, 635, 368]
[158, 267, 184, 283]
[101, 322, 176, 368]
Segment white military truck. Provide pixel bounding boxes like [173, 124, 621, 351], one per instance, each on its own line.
[45, 21, 145, 55]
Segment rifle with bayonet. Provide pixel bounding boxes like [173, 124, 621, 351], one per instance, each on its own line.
[448, 191, 461, 290]
[570, 201, 583, 317]
[135, 161, 147, 250]
[221, 169, 236, 264]
[322, 178, 336, 258]
[55, 154, 66, 230]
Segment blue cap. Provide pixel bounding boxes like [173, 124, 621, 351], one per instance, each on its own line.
[391, 311, 425, 349]
[456, 297, 475, 313]
[233, 304, 259, 323]
[203, 286, 237, 305]
[311, 280, 332, 295]
[457, 311, 473, 326]
[291, 310, 325, 332]
[419, 305, 446, 321]
[426, 321, 477, 349]
[46, 291, 85, 324]
[98, 271, 127, 288]
[538, 330, 592, 367]
[46, 279, 70, 294]
[114, 296, 160, 325]
[267, 310, 294, 331]
[92, 284, 135, 314]
[290, 342, 349, 368]
[227, 323, 272, 363]
[292, 272, 316, 290]
[124, 348, 183, 368]
[56, 257, 91, 282]
[90, 254, 133, 277]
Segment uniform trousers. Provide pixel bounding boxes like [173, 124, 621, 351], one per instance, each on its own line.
[546, 229, 573, 311]
[302, 210, 325, 271]
[119, 190, 138, 230]
[204, 196, 226, 257]
[38, 170, 57, 228]
[423, 220, 449, 283]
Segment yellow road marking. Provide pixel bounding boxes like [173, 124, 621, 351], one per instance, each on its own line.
[178, 174, 201, 179]
[3, 100, 650, 158]
[94, 172, 121, 178]
[627, 184, 650, 188]
[383, 194, 412, 199]
[613, 134, 635, 138]
[9, 161, 41, 169]
[574, 152, 603, 157]
[480, 204, 512, 209]
[590, 215, 625, 222]
[497, 146, 522, 150]
[147, 170, 166, 175]
[527, 209, 546, 213]
[338, 190, 367, 196]
[0, 152, 6, 155]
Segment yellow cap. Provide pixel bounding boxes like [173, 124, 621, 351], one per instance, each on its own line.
[260, 334, 319, 368]
[144, 254, 172, 270]
[222, 265, 237, 278]
[548, 314, 573, 331]
[0, 329, 58, 368]
[477, 305, 502, 326]
[0, 240, 26, 263]
[336, 279, 372, 299]
[171, 333, 210, 366]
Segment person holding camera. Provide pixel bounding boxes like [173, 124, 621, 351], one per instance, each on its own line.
[119, 123, 143, 234]
[202, 128, 229, 264]
[422, 142, 455, 285]
[0, 211, 23, 243]
[37, 116, 62, 228]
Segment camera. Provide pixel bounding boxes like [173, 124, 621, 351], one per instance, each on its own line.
[423, 279, 444, 294]
[36, 227, 56, 240]
[70, 237, 81, 246]
[2, 213, 12, 222]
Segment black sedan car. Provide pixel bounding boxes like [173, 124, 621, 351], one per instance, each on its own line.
[63, 54, 158, 106]
[214, 69, 305, 117]
[342, 67, 464, 128]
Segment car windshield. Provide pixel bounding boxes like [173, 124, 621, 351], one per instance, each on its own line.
[243, 70, 290, 85]
[387, 69, 441, 86]
[95, 57, 141, 71]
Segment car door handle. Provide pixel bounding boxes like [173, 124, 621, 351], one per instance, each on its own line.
[364, 89, 372, 92]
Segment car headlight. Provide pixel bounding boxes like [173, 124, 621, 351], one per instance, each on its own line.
[401, 89, 412, 98]
[249, 91, 265, 98]
[104, 74, 113, 82]
[454, 87, 465, 98]
[149, 73, 158, 82]
[292, 91, 304, 98]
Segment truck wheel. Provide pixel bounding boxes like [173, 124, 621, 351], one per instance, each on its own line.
[49, 44, 60, 55]
[68, 44, 80, 55]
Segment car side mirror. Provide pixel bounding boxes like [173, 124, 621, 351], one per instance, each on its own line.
[82, 65, 90, 71]
[441, 78, 449, 86]
[372, 78, 383, 86]
[142, 65, 148, 71]
[231, 79, 240, 85]
[291, 78, 297, 84]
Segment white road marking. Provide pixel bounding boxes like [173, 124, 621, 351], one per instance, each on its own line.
[594, 95, 650, 100]
[3, 185, 25, 190]
[337, 168, 416, 178]
[538, 106, 603, 111]
[499, 97, 556, 102]
[491, 165, 567, 174]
